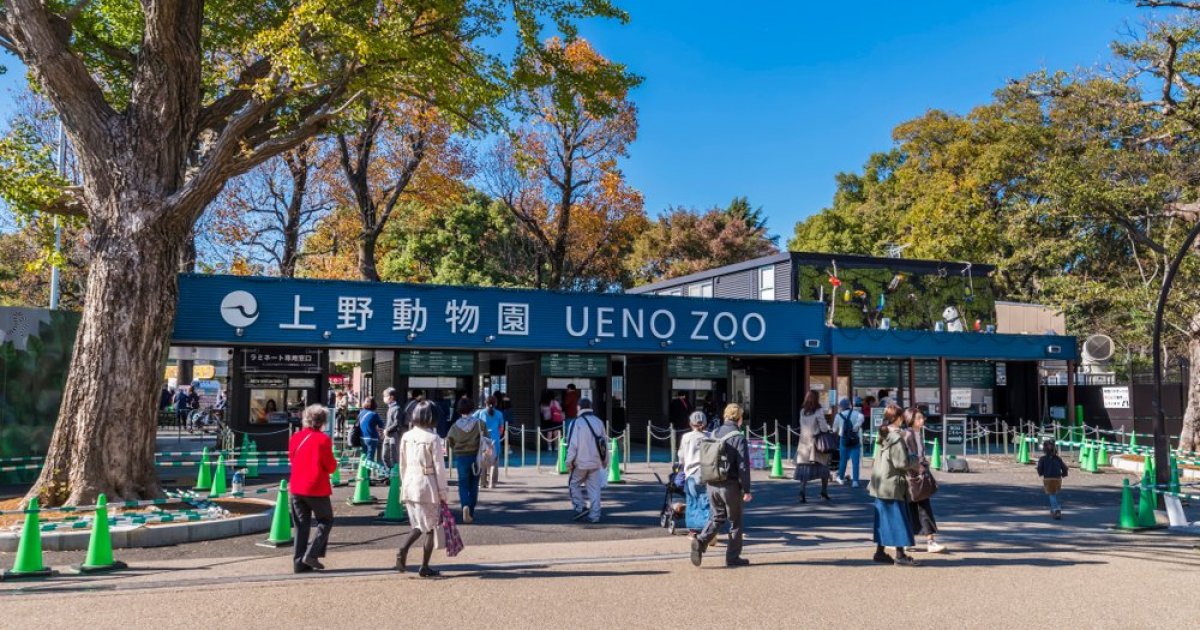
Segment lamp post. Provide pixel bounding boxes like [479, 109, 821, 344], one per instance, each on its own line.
[49, 120, 66, 310]
[1150, 220, 1200, 494]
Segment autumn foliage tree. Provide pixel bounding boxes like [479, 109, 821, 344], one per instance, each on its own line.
[333, 101, 471, 281]
[485, 38, 646, 290]
[0, 0, 631, 506]
[629, 197, 779, 283]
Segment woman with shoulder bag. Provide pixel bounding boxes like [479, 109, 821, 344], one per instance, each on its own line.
[902, 407, 944, 553]
[868, 403, 920, 566]
[446, 397, 489, 524]
[396, 401, 450, 578]
[794, 390, 833, 503]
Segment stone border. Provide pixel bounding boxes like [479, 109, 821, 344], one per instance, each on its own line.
[1110, 455, 1200, 479]
[0, 499, 272, 552]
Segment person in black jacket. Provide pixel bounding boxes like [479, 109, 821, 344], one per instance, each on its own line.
[1036, 439, 1068, 520]
[691, 403, 753, 568]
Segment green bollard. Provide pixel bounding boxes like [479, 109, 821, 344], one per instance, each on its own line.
[194, 446, 213, 491]
[930, 438, 942, 472]
[257, 480, 294, 548]
[376, 465, 407, 523]
[1, 497, 55, 580]
[73, 494, 127, 574]
[557, 437, 568, 475]
[607, 438, 625, 484]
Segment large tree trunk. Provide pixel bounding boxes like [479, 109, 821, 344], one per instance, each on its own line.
[27, 216, 181, 505]
[358, 231, 381, 281]
[1180, 321, 1200, 453]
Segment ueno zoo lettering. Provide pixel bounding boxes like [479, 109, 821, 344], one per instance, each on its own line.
[564, 307, 766, 342]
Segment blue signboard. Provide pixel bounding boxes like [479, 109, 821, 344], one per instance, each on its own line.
[829, 328, 1078, 361]
[173, 274, 828, 356]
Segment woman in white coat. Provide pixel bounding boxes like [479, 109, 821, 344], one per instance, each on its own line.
[396, 400, 449, 578]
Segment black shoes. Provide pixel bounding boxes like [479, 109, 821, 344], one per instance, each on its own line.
[690, 538, 705, 567]
[293, 562, 314, 574]
[395, 552, 408, 573]
[726, 557, 750, 568]
[799, 494, 807, 504]
[873, 551, 895, 565]
[418, 566, 441, 578]
[820, 492, 832, 502]
[301, 557, 325, 571]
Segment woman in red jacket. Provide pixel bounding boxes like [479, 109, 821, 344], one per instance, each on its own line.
[289, 404, 337, 573]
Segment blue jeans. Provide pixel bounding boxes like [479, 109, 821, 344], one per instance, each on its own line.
[838, 444, 861, 483]
[362, 438, 379, 466]
[1048, 493, 1061, 512]
[455, 454, 480, 512]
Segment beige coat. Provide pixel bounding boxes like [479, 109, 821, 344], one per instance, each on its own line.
[795, 409, 832, 465]
[399, 426, 449, 504]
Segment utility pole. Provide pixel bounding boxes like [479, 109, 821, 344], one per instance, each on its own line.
[49, 120, 66, 310]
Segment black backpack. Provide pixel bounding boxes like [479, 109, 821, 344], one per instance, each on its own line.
[839, 411, 861, 448]
[349, 421, 364, 448]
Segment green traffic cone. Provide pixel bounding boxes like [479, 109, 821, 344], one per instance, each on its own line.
[330, 447, 345, 487]
[209, 454, 228, 498]
[557, 437, 568, 475]
[930, 438, 942, 472]
[1145, 452, 1156, 483]
[376, 465, 407, 522]
[1081, 442, 1094, 473]
[194, 446, 213, 491]
[236, 440, 249, 470]
[1117, 479, 1138, 530]
[1098, 441, 1110, 467]
[257, 481, 293, 548]
[1130, 431, 1138, 450]
[1136, 483, 1157, 529]
[769, 442, 785, 479]
[1, 498, 55, 580]
[607, 438, 624, 484]
[348, 459, 375, 505]
[73, 494, 127, 574]
[247, 442, 259, 479]
[1016, 434, 1029, 465]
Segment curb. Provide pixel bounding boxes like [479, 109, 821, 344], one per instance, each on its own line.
[0, 500, 273, 552]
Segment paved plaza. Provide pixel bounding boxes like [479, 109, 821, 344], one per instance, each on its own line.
[2, 454, 1198, 628]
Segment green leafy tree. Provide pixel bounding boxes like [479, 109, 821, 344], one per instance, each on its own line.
[0, 0, 632, 506]
[378, 190, 540, 286]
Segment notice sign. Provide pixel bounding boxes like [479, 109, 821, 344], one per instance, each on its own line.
[397, 350, 474, 376]
[668, 356, 728, 379]
[541, 353, 607, 377]
[871, 407, 885, 428]
[1102, 386, 1131, 409]
[950, 388, 972, 409]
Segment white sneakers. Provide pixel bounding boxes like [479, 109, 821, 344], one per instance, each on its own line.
[926, 541, 946, 553]
[463, 506, 474, 524]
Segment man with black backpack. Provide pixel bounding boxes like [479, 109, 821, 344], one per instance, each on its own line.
[832, 397, 865, 488]
[566, 398, 608, 524]
[381, 388, 404, 470]
[691, 403, 753, 568]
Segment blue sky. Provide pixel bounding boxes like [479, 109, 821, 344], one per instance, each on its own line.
[0, 0, 1155, 239]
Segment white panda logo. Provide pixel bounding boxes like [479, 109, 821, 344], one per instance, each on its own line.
[220, 291, 259, 328]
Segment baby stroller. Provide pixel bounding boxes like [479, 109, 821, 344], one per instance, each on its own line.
[658, 463, 688, 535]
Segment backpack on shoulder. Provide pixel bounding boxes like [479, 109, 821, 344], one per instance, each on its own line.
[839, 411, 861, 448]
[699, 432, 738, 484]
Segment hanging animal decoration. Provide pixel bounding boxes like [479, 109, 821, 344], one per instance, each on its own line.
[962, 263, 975, 302]
[942, 306, 965, 332]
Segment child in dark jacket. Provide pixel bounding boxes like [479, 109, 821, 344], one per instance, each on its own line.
[1036, 439, 1068, 520]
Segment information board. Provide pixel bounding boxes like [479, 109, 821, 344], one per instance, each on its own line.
[242, 348, 322, 373]
[851, 360, 940, 388]
[942, 414, 968, 460]
[1102, 386, 1131, 409]
[668, 356, 728, 378]
[948, 361, 995, 388]
[540, 353, 608, 377]
[397, 350, 475, 376]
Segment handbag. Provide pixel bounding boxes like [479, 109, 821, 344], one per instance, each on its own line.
[908, 464, 939, 502]
[814, 429, 838, 454]
[439, 501, 464, 557]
